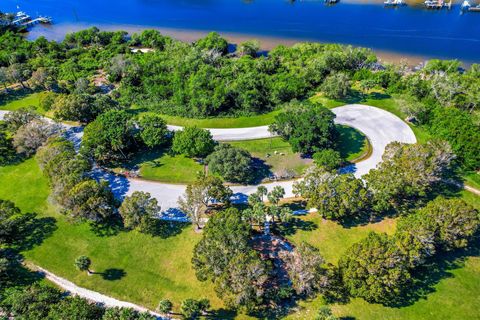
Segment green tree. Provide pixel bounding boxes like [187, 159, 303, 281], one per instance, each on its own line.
[64, 180, 115, 223]
[214, 251, 270, 311]
[102, 307, 155, 320]
[192, 208, 251, 281]
[206, 144, 254, 184]
[364, 141, 454, 212]
[2, 283, 63, 319]
[238, 40, 260, 57]
[137, 114, 169, 148]
[53, 94, 119, 123]
[172, 126, 215, 158]
[74, 255, 92, 274]
[0, 129, 15, 165]
[294, 167, 370, 220]
[195, 32, 229, 55]
[157, 299, 173, 314]
[321, 72, 351, 99]
[269, 101, 337, 155]
[82, 110, 135, 163]
[428, 107, 480, 171]
[48, 296, 104, 320]
[397, 197, 479, 252]
[313, 149, 343, 171]
[178, 173, 232, 229]
[339, 232, 411, 304]
[119, 191, 160, 233]
[315, 306, 338, 320]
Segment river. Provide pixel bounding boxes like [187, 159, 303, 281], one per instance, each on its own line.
[2, 0, 480, 63]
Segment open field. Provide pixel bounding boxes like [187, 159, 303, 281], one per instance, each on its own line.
[0, 157, 478, 319]
[0, 91, 46, 114]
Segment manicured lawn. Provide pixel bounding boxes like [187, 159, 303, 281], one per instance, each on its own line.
[284, 190, 480, 320]
[112, 149, 204, 184]
[227, 138, 310, 178]
[0, 158, 224, 312]
[0, 91, 46, 114]
[138, 152, 204, 184]
[336, 125, 370, 163]
[133, 109, 282, 128]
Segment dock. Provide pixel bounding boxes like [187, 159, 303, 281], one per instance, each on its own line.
[424, 0, 452, 9]
[11, 10, 52, 28]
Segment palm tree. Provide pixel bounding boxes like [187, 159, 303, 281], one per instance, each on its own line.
[74, 255, 92, 275]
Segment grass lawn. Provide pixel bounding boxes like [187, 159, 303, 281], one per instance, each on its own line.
[112, 149, 204, 184]
[133, 109, 282, 128]
[463, 171, 480, 190]
[284, 190, 480, 320]
[0, 90, 46, 114]
[336, 125, 371, 163]
[227, 138, 310, 178]
[0, 158, 226, 313]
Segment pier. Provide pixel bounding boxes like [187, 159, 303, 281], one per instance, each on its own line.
[424, 0, 452, 9]
[11, 11, 52, 28]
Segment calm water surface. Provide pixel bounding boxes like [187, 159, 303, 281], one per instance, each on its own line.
[2, 0, 480, 62]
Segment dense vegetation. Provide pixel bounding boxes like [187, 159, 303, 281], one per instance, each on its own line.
[0, 23, 480, 320]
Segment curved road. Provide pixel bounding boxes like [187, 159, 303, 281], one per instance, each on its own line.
[94, 104, 417, 218]
[1, 105, 417, 219]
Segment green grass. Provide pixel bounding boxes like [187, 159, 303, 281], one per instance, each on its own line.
[0, 158, 223, 312]
[112, 149, 204, 184]
[138, 153, 204, 184]
[463, 171, 480, 190]
[135, 109, 282, 129]
[284, 190, 480, 320]
[0, 91, 46, 114]
[227, 138, 310, 177]
[336, 125, 370, 162]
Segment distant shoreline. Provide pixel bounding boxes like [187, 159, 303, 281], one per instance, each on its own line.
[27, 22, 437, 66]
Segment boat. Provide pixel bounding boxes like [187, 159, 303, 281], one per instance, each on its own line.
[384, 0, 406, 6]
[461, 0, 471, 10]
[325, 0, 339, 4]
[468, 3, 480, 11]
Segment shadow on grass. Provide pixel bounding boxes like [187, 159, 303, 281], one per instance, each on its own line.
[276, 217, 318, 236]
[207, 308, 238, 319]
[149, 220, 190, 239]
[0, 87, 36, 107]
[101, 268, 126, 281]
[13, 215, 57, 251]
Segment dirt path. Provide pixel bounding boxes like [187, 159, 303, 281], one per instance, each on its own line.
[29, 264, 168, 319]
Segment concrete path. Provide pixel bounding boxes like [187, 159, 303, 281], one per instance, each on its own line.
[103, 105, 417, 218]
[31, 264, 167, 319]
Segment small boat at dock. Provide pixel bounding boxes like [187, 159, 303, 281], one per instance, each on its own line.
[384, 0, 406, 7]
[424, 0, 452, 9]
[324, 0, 339, 5]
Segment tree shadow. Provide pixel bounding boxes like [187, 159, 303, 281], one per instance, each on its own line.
[90, 216, 123, 237]
[13, 215, 57, 251]
[384, 243, 480, 308]
[149, 220, 190, 239]
[100, 268, 126, 281]
[250, 157, 273, 184]
[275, 217, 318, 236]
[0, 87, 36, 106]
[206, 308, 238, 319]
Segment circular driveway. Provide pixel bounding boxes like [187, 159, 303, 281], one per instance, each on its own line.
[122, 104, 417, 215]
[1, 105, 416, 218]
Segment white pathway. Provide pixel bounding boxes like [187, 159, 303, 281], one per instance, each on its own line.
[1, 105, 417, 219]
[32, 265, 167, 319]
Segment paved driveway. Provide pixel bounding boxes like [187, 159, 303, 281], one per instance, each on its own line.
[1, 105, 417, 219]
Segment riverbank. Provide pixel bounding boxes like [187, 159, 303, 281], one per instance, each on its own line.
[29, 22, 428, 66]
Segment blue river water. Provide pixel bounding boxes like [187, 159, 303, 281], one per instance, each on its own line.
[2, 0, 480, 62]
